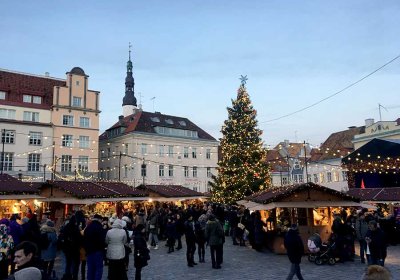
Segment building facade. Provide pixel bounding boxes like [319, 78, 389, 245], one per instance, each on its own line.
[0, 68, 100, 180]
[98, 53, 218, 193]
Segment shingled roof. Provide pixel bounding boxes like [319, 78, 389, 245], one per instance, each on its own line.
[0, 174, 40, 195]
[46, 181, 147, 199]
[245, 182, 358, 204]
[140, 184, 204, 198]
[347, 187, 400, 202]
[0, 69, 65, 110]
[100, 110, 216, 141]
[266, 149, 289, 172]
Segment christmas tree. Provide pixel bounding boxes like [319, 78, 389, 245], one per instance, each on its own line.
[211, 76, 271, 204]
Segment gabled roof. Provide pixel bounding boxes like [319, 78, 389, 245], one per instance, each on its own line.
[0, 69, 65, 110]
[245, 182, 358, 204]
[45, 181, 147, 199]
[0, 174, 40, 194]
[100, 110, 216, 141]
[347, 187, 400, 202]
[266, 149, 289, 172]
[139, 184, 204, 198]
[273, 142, 304, 158]
[313, 126, 365, 161]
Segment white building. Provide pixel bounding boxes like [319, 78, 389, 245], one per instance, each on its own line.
[353, 118, 400, 149]
[98, 52, 218, 192]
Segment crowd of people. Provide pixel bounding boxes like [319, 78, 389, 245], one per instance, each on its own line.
[0, 203, 397, 280]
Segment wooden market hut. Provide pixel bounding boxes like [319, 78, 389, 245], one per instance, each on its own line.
[137, 184, 208, 202]
[240, 182, 366, 254]
[0, 173, 43, 219]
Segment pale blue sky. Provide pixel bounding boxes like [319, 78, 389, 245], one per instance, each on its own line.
[1, 1, 400, 146]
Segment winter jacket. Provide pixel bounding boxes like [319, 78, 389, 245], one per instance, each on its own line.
[205, 218, 224, 246]
[355, 218, 368, 240]
[84, 219, 106, 255]
[284, 229, 304, 264]
[184, 220, 197, 243]
[0, 224, 14, 261]
[133, 231, 150, 268]
[366, 228, 387, 260]
[9, 220, 23, 246]
[106, 219, 127, 260]
[40, 224, 58, 261]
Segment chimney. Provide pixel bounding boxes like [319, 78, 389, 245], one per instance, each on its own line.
[365, 118, 374, 127]
[284, 139, 289, 147]
[118, 115, 124, 124]
[45, 72, 50, 77]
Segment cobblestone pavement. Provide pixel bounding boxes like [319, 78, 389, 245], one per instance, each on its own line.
[55, 240, 400, 280]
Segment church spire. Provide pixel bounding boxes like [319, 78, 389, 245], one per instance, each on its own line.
[122, 42, 137, 116]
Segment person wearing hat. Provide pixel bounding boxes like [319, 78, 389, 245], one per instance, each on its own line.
[105, 219, 127, 280]
[0, 223, 14, 279]
[84, 214, 107, 280]
[39, 220, 58, 277]
[284, 224, 305, 280]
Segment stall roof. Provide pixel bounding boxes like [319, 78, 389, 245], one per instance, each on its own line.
[44, 181, 147, 199]
[0, 174, 40, 195]
[342, 138, 400, 163]
[244, 182, 359, 205]
[140, 184, 205, 198]
[347, 187, 400, 203]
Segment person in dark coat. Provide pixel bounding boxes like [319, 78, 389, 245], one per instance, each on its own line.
[184, 214, 197, 267]
[133, 224, 150, 280]
[174, 214, 184, 250]
[8, 214, 23, 274]
[62, 215, 82, 280]
[253, 211, 265, 252]
[165, 217, 176, 254]
[284, 224, 304, 280]
[204, 214, 224, 269]
[365, 220, 387, 266]
[84, 214, 106, 280]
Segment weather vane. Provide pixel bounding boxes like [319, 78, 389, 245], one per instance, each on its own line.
[240, 75, 248, 86]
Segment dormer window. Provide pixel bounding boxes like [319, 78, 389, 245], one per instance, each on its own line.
[151, 117, 160, 122]
[178, 120, 186, 126]
[165, 119, 174, 125]
[0, 91, 6, 100]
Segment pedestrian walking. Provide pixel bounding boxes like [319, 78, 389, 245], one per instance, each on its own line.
[147, 209, 159, 250]
[133, 224, 150, 280]
[204, 214, 224, 269]
[284, 224, 304, 280]
[39, 220, 58, 278]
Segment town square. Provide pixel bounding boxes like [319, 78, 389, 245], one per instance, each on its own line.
[1, 1, 400, 280]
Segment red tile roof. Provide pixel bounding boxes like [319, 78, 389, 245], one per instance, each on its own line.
[0, 174, 40, 194]
[141, 185, 204, 198]
[347, 187, 400, 202]
[0, 69, 65, 110]
[245, 182, 358, 204]
[100, 110, 216, 141]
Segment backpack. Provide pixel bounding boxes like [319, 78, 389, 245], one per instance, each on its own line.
[39, 232, 51, 250]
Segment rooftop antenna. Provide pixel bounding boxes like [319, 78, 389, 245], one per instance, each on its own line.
[378, 103, 388, 121]
[150, 97, 156, 112]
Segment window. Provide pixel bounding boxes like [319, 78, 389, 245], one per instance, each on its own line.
[307, 174, 312, 183]
[61, 155, 72, 172]
[319, 173, 325, 183]
[141, 143, 147, 155]
[29, 132, 42, 146]
[23, 95, 32, 103]
[1, 130, 15, 144]
[327, 172, 332, 182]
[333, 171, 339, 182]
[0, 91, 6, 100]
[282, 177, 288, 185]
[154, 127, 198, 138]
[192, 148, 197, 159]
[78, 156, 89, 172]
[76, 81, 80, 86]
[1, 152, 13, 171]
[165, 119, 174, 125]
[79, 136, 89, 148]
[178, 120, 186, 126]
[124, 165, 128, 177]
[159, 165, 165, 177]
[0, 109, 16, 119]
[107, 148, 111, 157]
[192, 166, 197, 177]
[28, 154, 41, 172]
[294, 161, 301, 169]
[23, 111, 39, 122]
[313, 174, 318, 183]
[193, 186, 198, 192]
[73, 96, 82, 107]
[123, 144, 128, 154]
[141, 163, 147, 177]
[62, 135, 73, 147]
[184, 147, 189, 158]
[63, 115, 74, 126]
[206, 149, 211, 159]
[168, 145, 173, 157]
[32, 96, 42, 104]
[168, 165, 174, 177]
[159, 145, 165, 157]
[150, 117, 160, 122]
[297, 174, 303, 183]
[79, 117, 90, 128]
[207, 167, 212, 178]
[106, 168, 111, 180]
[342, 171, 348, 181]
[114, 166, 118, 179]
[184, 166, 189, 177]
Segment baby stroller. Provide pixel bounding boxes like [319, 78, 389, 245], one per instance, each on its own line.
[307, 233, 336, 265]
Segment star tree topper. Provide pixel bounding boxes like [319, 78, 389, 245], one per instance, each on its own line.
[239, 75, 248, 86]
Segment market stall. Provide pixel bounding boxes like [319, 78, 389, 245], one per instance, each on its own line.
[239, 182, 367, 254]
[0, 173, 43, 219]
